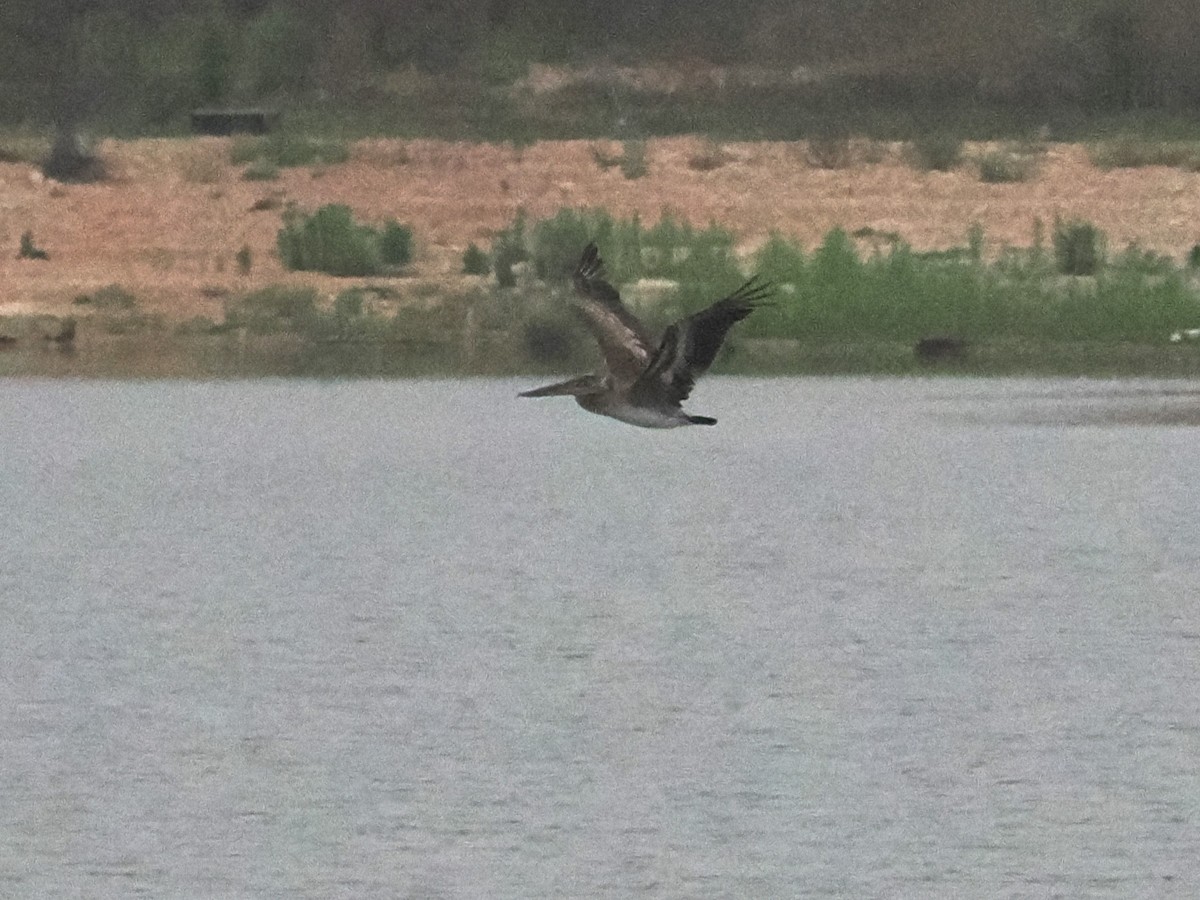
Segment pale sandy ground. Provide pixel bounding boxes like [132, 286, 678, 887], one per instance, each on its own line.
[2, 137, 1199, 322]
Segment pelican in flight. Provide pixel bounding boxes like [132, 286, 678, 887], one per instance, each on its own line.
[519, 243, 773, 427]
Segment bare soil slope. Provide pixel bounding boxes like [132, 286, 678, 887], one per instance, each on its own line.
[2, 137, 1198, 322]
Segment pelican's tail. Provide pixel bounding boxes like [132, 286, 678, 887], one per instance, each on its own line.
[687, 415, 717, 426]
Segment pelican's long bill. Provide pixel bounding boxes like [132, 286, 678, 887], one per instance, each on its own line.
[519, 243, 773, 428]
[517, 375, 603, 398]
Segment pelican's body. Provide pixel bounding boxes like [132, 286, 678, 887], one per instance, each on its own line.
[520, 243, 772, 427]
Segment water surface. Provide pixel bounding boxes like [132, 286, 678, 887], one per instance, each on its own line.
[2, 377, 1199, 897]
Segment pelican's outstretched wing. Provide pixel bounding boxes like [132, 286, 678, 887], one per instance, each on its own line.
[632, 275, 773, 407]
[571, 243, 656, 384]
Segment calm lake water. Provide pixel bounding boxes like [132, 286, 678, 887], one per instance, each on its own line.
[3, 377, 1200, 898]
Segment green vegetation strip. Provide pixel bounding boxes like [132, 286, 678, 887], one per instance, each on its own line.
[9, 207, 1200, 378]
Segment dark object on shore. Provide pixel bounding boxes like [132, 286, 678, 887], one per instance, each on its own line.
[45, 317, 76, 346]
[915, 336, 968, 363]
[190, 108, 278, 136]
[18, 231, 48, 260]
[0, 334, 17, 348]
[42, 128, 106, 183]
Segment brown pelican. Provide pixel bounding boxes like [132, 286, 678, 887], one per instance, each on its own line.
[519, 243, 773, 427]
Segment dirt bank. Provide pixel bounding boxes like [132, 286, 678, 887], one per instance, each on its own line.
[3, 137, 1199, 323]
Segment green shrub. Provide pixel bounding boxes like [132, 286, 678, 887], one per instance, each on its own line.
[530, 207, 617, 281]
[1113, 244, 1174, 277]
[1189, 245, 1200, 269]
[642, 214, 738, 283]
[18, 231, 48, 260]
[309, 289, 391, 342]
[907, 134, 963, 172]
[491, 211, 529, 288]
[754, 232, 806, 287]
[277, 204, 380, 277]
[528, 207, 643, 284]
[495, 206, 739, 290]
[235, 245, 252, 275]
[619, 140, 648, 180]
[378, 220, 413, 267]
[462, 243, 490, 275]
[275, 206, 414, 277]
[1053, 218, 1105, 276]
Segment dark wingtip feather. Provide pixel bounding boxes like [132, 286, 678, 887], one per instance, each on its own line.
[576, 242, 603, 282]
[729, 274, 776, 308]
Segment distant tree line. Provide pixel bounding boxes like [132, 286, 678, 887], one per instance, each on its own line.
[1, 0, 1198, 132]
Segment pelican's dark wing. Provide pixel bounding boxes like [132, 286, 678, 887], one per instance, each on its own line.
[631, 275, 773, 407]
[571, 243, 656, 384]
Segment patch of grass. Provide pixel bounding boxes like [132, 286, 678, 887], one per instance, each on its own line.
[241, 159, 280, 181]
[180, 148, 223, 183]
[687, 138, 730, 172]
[860, 139, 889, 164]
[223, 285, 320, 333]
[0, 132, 50, 165]
[231, 134, 349, 168]
[307, 289, 393, 343]
[1088, 136, 1200, 170]
[100, 310, 163, 334]
[806, 133, 853, 169]
[590, 143, 622, 170]
[174, 315, 220, 335]
[72, 284, 138, 309]
[906, 133, 964, 171]
[977, 149, 1036, 183]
